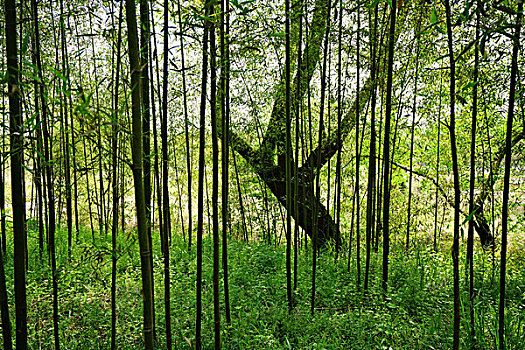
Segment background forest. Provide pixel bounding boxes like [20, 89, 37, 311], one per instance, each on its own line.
[1, 0, 524, 348]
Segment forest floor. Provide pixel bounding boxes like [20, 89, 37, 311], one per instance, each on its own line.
[2, 226, 525, 349]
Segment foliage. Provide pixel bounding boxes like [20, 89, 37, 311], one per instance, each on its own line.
[2, 226, 525, 348]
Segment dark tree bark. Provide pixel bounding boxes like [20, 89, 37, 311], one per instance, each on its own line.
[365, 3, 379, 292]
[406, 17, 422, 251]
[59, 0, 73, 260]
[110, 1, 124, 348]
[30, 0, 45, 260]
[33, 1, 59, 346]
[139, 0, 155, 335]
[124, 0, 154, 347]
[220, 0, 232, 324]
[0, 234, 12, 349]
[311, 0, 331, 315]
[285, 0, 293, 312]
[355, 6, 362, 290]
[0, 133, 5, 254]
[196, 1, 211, 347]
[5, 0, 28, 348]
[498, 2, 522, 348]
[177, 0, 192, 250]
[208, 2, 221, 347]
[381, 0, 397, 294]
[443, 0, 461, 347]
[161, 0, 172, 346]
[467, 1, 481, 342]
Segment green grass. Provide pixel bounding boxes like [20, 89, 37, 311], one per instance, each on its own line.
[1, 224, 525, 349]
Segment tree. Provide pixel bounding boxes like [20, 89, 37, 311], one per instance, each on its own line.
[222, 0, 372, 248]
[0, 235, 12, 349]
[443, 0, 461, 347]
[196, 1, 212, 347]
[381, 0, 397, 294]
[161, 0, 172, 346]
[124, 0, 154, 347]
[5, 0, 28, 347]
[498, 1, 522, 347]
[110, 1, 124, 348]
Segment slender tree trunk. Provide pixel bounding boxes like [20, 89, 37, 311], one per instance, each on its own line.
[0, 236, 12, 349]
[125, 0, 154, 347]
[364, 4, 378, 292]
[467, 2, 480, 344]
[355, 8, 361, 290]
[139, 0, 155, 336]
[59, 0, 73, 260]
[177, 0, 193, 250]
[0, 127, 5, 254]
[285, 0, 294, 312]
[111, 2, 124, 348]
[196, 1, 211, 346]
[220, 0, 232, 324]
[161, 0, 172, 346]
[30, 2, 45, 260]
[5, 0, 28, 347]
[381, 0, 397, 294]
[443, 0, 461, 347]
[208, 2, 221, 347]
[294, 0, 303, 291]
[311, 0, 331, 315]
[498, 2, 522, 348]
[433, 79, 443, 251]
[406, 18, 421, 251]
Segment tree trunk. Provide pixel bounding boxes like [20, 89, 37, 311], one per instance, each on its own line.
[498, 2, 522, 347]
[5, 0, 28, 347]
[125, 0, 154, 347]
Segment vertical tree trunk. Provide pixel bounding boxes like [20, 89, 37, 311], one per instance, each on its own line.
[124, 0, 154, 347]
[177, 0, 193, 250]
[285, 0, 293, 312]
[294, 0, 303, 291]
[381, 0, 397, 294]
[5, 0, 28, 347]
[311, 0, 331, 315]
[59, 0, 73, 260]
[0, 128, 5, 254]
[196, 1, 211, 347]
[220, 0, 232, 324]
[467, 1, 481, 343]
[110, 1, 124, 348]
[406, 18, 421, 251]
[0, 233, 12, 349]
[161, 0, 172, 346]
[209, 3, 221, 346]
[364, 3, 378, 292]
[355, 7, 362, 290]
[139, 0, 155, 335]
[498, 2, 522, 348]
[443, 0, 461, 347]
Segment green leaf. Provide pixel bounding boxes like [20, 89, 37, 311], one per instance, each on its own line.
[269, 32, 286, 38]
[21, 32, 30, 57]
[385, 0, 393, 9]
[461, 207, 478, 226]
[461, 81, 478, 91]
[369, 0, 381, 8]
[436, 25, 446, 35]
[49, 66, 68, 82]
[430, 8, 438, 25]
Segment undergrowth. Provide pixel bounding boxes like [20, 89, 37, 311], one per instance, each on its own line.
[1, 225, 524, 349]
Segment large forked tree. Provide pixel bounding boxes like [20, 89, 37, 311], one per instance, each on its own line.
[218, 0, 372, 246]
